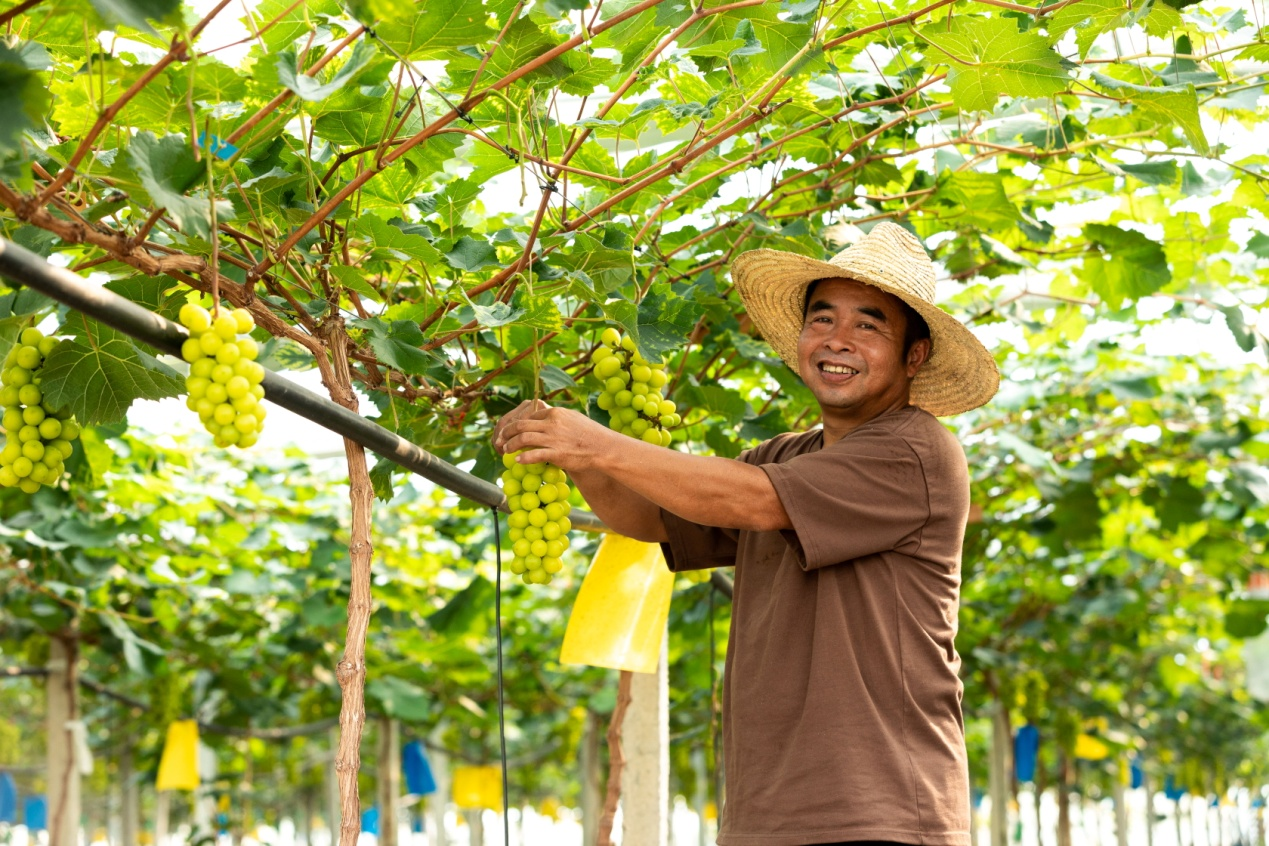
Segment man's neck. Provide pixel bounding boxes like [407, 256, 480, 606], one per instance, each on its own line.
[818, 398, 912, 447]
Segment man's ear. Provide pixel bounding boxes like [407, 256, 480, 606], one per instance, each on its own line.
[906, 338, 932, 377]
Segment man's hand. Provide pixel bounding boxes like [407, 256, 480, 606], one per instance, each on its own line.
[491, 400, 668, 541]
[494, 404, 613, 473]
[492, 399, 551, 455]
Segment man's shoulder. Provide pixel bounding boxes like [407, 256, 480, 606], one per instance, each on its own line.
[871, 406, 963, 456]
[742, 429, 821, 465]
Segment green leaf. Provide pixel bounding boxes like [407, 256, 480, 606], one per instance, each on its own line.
[329, 265, 382, 300]
[1225, 599, 1269, 639]
[1117, 160, 1180, 186]
[427, 576, 494, 635]
[1047, 0, 1153, 60]
[1220, 305, 1259, 353]
[350, 318, 437, 376]
[466, 297, 522, 328]
[1247, 231, 1269, 259]
[369, 458, 396, 501]
[128, 132, 234, 239]
[727, 20, 766, 59]
[276, 38, 376, 102]
[445, 236, 500, 272]
[1078, 223, 1172, 308]
[603, 291, 700, 360]
[354, 215, 442, 264]
[675, 384, 749, 425]
[367, 676, 432, 720]
[431, 179, 483, 236]
[370, 0, 496, 59]
[938, 171, 1023, 231]
[507, 289, 562, 331]
[919, 17, 1070, 112]
[0, 44, 50, 156]
[539, 365, 576, 392]
[40, 336, 184, 426]
[1091, 73, 1209, 153]
[88, 0, 180, 34]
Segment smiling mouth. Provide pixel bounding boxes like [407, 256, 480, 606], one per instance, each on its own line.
[818, 363, 859, 375]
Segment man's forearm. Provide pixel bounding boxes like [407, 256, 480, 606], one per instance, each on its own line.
[588, 429, 791, 532]
[569, 467, 669, 543]
[497, 406, 791, 534]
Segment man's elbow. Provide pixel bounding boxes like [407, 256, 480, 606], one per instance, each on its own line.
[744, 494, 793, 533]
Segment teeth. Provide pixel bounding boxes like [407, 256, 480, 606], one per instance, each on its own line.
[821, 364, 858, 375]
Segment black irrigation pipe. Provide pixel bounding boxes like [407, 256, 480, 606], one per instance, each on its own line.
[0, 238, 734, 601]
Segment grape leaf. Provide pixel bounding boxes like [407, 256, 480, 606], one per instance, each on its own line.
[920, 17, 1070, 112]
[371, 0, 496, 59]
[354, 215, 442, 264]
[1077, 223, 1172, 308]
[507, 290, 562, 331]
[0, 44, 51, 155]
[128, 132, 234, 239]
[445, 236, 500, 272]
[1091, 73, 1209, 153]
[604, 289, 701, 360]
[369, 458, 397, 502]
[366, 676, 432, 720]
[88, 0, 180, 34]
[275, 38, 376, 102]
[1047, 0, 1152, 60]
[1117, 160, 1180, 186]
[40, 338, 185, 425]
[350, 318, 437, 376]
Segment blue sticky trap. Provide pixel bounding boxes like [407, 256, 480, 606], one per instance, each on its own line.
[1014, 724, 1039, 783]
[25, 795, 47, 831]
[198, 133, 239, 161]
[1130, 756, 1144, 790]
[361, 806, 379, 836]
[1164, 775, 1186, 801]
[402, 741, 437, 796]
[0, 772, 16, 823]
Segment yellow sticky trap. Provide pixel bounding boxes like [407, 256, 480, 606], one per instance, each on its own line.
[452, 766, 502, 810]
[1074, 734, 1110, 761]
[156, 721, 200, 791]
[560, 534, 674, 673]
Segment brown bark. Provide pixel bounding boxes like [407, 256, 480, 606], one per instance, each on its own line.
[1057, 752, 1071, 846]
[322, 315, 376, 846]
[596, 671, 634, 846]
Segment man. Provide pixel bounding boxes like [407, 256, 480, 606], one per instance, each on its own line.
[494, 222, 999, 846]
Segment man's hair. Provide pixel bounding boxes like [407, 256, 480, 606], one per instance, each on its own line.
[802, 277, 932, 356]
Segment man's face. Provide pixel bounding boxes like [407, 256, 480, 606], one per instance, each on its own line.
[796, 278, 930, 427]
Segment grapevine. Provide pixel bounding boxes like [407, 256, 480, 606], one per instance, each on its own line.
[178, 304, 268, 448]
[0, 328, 82, 493]
[501, 452, 574, 585]
[592, 328, 679, 445]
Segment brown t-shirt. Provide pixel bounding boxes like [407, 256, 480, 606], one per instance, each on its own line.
[660, 406, 971, 846]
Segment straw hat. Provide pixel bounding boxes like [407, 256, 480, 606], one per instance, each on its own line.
[731, 222, 999, 417]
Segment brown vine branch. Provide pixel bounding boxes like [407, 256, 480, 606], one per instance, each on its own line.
[0, 0, 45, 26]
[596, 671, 634, 846]
[321, 316, 377, 846]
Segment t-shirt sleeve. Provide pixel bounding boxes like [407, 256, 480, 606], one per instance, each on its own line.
[657, 443, 765, 572]
[759, 428, 930, 570]
[659, 510, 739, 572]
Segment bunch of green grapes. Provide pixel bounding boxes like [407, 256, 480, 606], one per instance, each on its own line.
[591, 327, 679, 445]
[0, 328, 82, 493]
[178, 304, 267, 448]
[501, 451, 574, 585]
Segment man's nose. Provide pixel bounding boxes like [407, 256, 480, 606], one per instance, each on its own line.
[824, 325, 857, 351]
